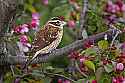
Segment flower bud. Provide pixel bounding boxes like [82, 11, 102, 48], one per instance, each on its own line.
[67, 20, 76, 28]
[19, 35, 28, 43]
[14, 77, 21, 83]
[42, 0, 48, 5]
[58, 79, 63, 83]
[116, 63, 124, 71]
[92, 80, 97, 83]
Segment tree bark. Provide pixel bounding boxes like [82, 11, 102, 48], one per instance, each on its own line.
[0, 0, 18, 82]
[0, 73, 3, 83]
[0, 0, 17, 34]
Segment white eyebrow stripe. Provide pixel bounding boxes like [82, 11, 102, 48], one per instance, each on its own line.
[48, 20, 61, 23]
[48, 23, 60, 27]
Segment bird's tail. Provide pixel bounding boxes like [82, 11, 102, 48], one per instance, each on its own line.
[23, 51, 41, 69]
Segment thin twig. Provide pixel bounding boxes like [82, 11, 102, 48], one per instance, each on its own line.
[44, 72, 76, 83]
[10, 65, 15, 76]
[109, 25, 122, 47]
[0, 73, 4, 83]
[14, 71, 76, 83]
[14, 73, 30, 78]
[110, 31, 120, 47]
[75, 61, 88, 78]
[117, 18, 125, 24]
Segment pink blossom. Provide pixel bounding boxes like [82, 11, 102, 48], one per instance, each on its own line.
[121, 43, 125, 49]
[116, 63, 124, 71]
[22, 43, 31, 48]
[112, 77, 117, 83]
[114, 4, 120, 12]
[18, 35, 31, 52]
[83, 40, 94, 48]
[122, 4, 125, 11]
[117, 76, 124, 82]
[14, 26, 21, 33]
[104, 0, 125, 24]
[105, 15, 117, 24]
[105, 0, 125, 14]
[112, 76, 125, 83]
[123, 78, 125, 83]
[31, 12, 40, 29]
[31, 19, 40, 29]
[20, 24, 29, 33]
[19, 35, 28, 44]
[105, 1, 113, 13]
[115, 0, 124, 8]
[67, 20, 76, 28]
[58, 79, 63, 83]
[80, 58, 85, 63]
[68, 51, 80, 60]
[111, 5, 118, 13]
[21, 24, 29, 29]
[32, 19, 39, 25]
[86, 80, 89, 83]
[13, 24, 29, 34]
[14, 77, 21, 83]
[42, 0, 48, 5]
[25, 43, 31, 48]
[63, 80, 71, 83]
[32, 13, 40, 20]
[17, 42, 29, 52]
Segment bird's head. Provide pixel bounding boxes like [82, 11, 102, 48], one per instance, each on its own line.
[48, 17, 66, 29]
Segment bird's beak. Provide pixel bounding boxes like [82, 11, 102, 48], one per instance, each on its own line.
[62, 21, 67, 26]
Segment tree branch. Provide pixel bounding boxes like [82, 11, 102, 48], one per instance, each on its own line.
[2, 29, 119, 65]
[117, 18, 125, 24]
[0, 73, 3, 83]
[78, 0, 88, 39]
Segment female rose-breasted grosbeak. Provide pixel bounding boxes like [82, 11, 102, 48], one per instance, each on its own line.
[25, 17, 66, 67]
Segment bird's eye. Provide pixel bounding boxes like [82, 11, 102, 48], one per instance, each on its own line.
[57, 21, 60, 23]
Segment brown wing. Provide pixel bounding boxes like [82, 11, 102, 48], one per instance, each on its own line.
[31, 24, 60, 53]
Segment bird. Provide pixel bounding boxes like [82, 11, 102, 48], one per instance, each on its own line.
[24, 17, 66, 68]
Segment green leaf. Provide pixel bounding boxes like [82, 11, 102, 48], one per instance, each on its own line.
[24, 3, 36, 12]
[46, 66, 55, 70]
[31, 70, 45, 78]
[21, 81, 27, 83]
[102, 78, 110, 83]
[28, 36, 32, 43]
[4, 72, 13, 83]
[84, 47, 97, 56]
[98, 40, 109, 49]
[84, 60, 95, 72]
[59, 27, 74, 47]
[75, 79, 86, 83]
[89, 76, 96, 83]
[28, 0, 34, 4]
[104, 64, 113, 73]
[52, 4, 70, 19]
[54, 68, 64, 73]
[95, 67, 104, 82]
[123, 71, 125, 76]
[41, 78, 51, 83]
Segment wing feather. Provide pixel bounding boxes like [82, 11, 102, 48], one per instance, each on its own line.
[31, 24, 60, 53]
